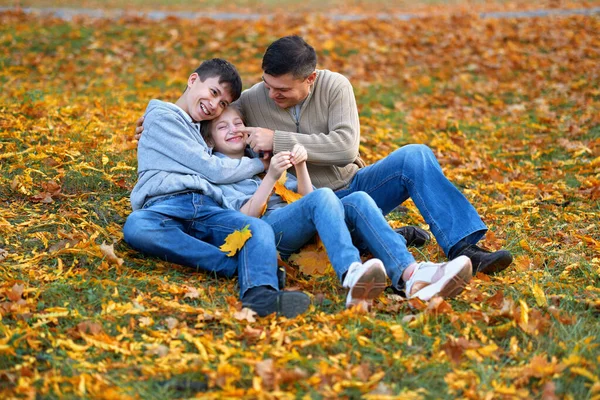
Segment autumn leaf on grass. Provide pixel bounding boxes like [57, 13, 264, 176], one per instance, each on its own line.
[274, 171, 302, 204]
[30, 180, 62, 203]
[99, 242, 124, 266]
[220, 225, 252, 257]
[0, 248, 7, 262]
[288, 243, 331, 276]
[234, 307, 257, 323]
[531, 284, 548, 307]
[183, 286, 201, 299]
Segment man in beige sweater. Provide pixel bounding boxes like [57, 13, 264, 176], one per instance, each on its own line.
[236, 35, 512, 283]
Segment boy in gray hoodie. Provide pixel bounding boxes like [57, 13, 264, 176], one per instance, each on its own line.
[123, 59, 310, 318]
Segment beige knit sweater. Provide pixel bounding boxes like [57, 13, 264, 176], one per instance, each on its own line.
[238, 69, 364, 191]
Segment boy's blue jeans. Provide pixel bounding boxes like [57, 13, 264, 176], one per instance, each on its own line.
[123, 192, 279, 298]
[263, 189, 416, 289]
[335, 144, 488, 256]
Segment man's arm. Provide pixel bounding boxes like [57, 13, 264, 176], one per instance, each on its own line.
[141, 112, 264, 184]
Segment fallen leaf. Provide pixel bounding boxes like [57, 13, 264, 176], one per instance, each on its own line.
[288, 243, 331, 276]
[183, 286, 201, 299]
[99, 242, 124, 266]
[233, 307, 257, 323]
[7, 284, 24, 302]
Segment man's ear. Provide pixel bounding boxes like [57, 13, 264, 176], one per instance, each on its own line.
[306, 71, 317, 85]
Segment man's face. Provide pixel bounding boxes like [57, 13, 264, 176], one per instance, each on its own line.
[262, 71, 316, 109]
[210, 107, 246, 157]
[185, 74, 233, 122]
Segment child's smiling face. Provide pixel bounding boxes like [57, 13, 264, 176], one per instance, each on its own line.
[210, 107, 247, 158]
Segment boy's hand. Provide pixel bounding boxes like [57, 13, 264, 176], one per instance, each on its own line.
[242, 127, 275, 153]
[134, 116, 144, 140]
[290, 144, 307, 165]
[265, 152, 292, 181]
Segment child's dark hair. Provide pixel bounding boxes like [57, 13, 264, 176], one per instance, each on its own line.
[193, 58, 243, 101]
[200, 103, 244, 147]
[262, 35, 317, 79]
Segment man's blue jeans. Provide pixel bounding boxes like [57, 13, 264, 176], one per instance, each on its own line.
[123, 192, 279, 297]
[335, 144, 487, 256]
[262, 189, 415, 289]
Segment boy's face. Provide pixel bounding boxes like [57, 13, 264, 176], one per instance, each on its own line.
[184, 74, 233, 122]
[210, 107, 247, 157]
[262, 71, 316, 109]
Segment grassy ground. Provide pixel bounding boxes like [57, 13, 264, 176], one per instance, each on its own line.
[0, 6, 599, 400]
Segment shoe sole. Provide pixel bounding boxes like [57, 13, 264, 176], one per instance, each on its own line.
[477, 251, 513, 275]
[277, 291, 311, 318]
[412, 256, 473, 301]
[347, 259, 388, 308]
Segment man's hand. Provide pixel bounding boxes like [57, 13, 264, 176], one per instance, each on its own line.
[290, 144, 307, 165]
[134, 116, 145, 141]
[241, 127, 275, 154]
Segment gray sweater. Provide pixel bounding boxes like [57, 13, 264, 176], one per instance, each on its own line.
[130, 100, 264, 211]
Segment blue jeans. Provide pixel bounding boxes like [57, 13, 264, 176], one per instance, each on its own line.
[262, 189, 361, 281]
[123, 192, 279, 297]
[335, 144, 487, 255]
[262, 189, 414, 289]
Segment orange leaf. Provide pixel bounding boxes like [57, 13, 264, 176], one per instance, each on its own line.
[274, 171, 302, 204]
[220, 225, 252, 257]
[288, 243, 331, 276]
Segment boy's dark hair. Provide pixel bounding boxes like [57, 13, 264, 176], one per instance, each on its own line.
[262, 35, 317, 79]
[193, 58, 242, 101]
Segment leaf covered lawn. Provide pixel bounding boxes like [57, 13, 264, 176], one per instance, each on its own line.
[0, 6, 599, 399]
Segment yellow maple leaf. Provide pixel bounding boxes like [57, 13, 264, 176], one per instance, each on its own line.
[274, 171, 303, 204]
[220, 225, 252, 257]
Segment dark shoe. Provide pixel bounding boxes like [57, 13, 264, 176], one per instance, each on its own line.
[454, 244, 513, 274]
[394, 226, 431, 247]
[242, 286, 310, 318]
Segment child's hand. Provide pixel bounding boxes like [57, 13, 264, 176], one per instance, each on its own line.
[266, 152, 292, 181]
[290, 144, 307, 165]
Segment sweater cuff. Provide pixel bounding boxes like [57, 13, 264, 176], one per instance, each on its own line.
[273, 130, 297, 153]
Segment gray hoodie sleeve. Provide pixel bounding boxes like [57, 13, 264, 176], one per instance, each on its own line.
[140, 111, 264, 184]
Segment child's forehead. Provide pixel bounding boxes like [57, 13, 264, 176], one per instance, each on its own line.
[215, 107, 242, 123]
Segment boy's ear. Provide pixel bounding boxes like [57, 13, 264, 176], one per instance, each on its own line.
[188, 72, 200, 88]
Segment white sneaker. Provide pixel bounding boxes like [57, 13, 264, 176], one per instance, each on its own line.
[405, 255, 472, 301]
[343, 259, 387, 308]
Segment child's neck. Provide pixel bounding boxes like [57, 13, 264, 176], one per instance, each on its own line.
[216, 148, 244, 160]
